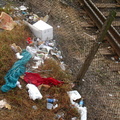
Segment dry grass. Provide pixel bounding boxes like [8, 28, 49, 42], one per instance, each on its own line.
[0, 4, 80, 120]
[0, 24, 31, 83]
[0, 54, 79, 120]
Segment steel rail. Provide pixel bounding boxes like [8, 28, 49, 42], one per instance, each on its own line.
[80, 0, 120, 57]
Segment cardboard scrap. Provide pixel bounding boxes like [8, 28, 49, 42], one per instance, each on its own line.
[0, 99, 11, 110]
[10, 43, 22, 53]
[41, 15, 49, 23]
[5, 104, 11, 110]
[0, 12, 16, 30]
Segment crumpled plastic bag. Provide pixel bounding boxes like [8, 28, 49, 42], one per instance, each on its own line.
[15, 53, 23, 59]
[0, 12, 16, 30]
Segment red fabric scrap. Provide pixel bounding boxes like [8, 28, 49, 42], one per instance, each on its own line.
[23, 72, 64, 87]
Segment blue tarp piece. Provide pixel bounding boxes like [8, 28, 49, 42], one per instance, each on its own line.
[1, 50, 32, 92]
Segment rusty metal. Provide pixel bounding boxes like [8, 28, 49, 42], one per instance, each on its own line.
[80, 0, 120, 57]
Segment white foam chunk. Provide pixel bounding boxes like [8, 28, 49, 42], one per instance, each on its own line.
[26, 84, 43, 100]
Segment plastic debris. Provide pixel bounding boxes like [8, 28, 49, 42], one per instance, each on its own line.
[16, 81, 22, 89]
[32, 14, 40, 22]
[55, 111, 65, 119]
[22, 11, 27, 15]
[38, 44, 53, 53]
[32, 60, 44, 69]
[52, 103, 58, 109]
[46, 98, 58, 110]
[47, 98, 58, 103]
[67, 90, 87, 120]
[0, 99, 7, 109]
[26, 83, 43, 100]
[67, 90, 81, 105]
[78, 107, 87, 120]
[108, 94, 113, 97]
[26, 40, 54, 69]
[33, 37, 44, 46]
[19, 5, 27, 11]
[79, 98, 84, 107]
[15, 52, 23, 59]
[32, 105, 38, 110]
[26, 46, 38, 57]
[50, 50, 63, 60]
[47, 102, 53, 110]
[57, 25, 60, 28]
[25, 20, 53, 41]
[71, 117, 78, 120]
[0, 4, 82, 119]
[0, 12, 16, 30]
[33, 56, 41, 61]
[82, 79, 85, 82]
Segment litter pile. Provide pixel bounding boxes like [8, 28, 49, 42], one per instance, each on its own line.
[0, 1, 87, 120]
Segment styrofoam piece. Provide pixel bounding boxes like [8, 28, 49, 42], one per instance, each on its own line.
[0, 99, 7, 109]
[16, 81, 22, 89]
[67, 90, 81, 105]
[80, 107, 87, 120]
[48, 42, 54, 47]
[32, 59, 44, 69]
[26, 83, 43, 100]
[33, 56, 41, 60]
[53, 104, 58, 109]
[26, 46, 38, 57]
[25, 20, 53, 41]
[75, 105, 87, 120]
[67, 90, 87, 120]
[15, 53, 23, 59]
[19, 5, 27, 11]
[71, 117, 77, 120]
[38, 44, 53, 53]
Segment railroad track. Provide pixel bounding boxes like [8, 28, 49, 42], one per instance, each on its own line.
[79, 0, 120, 59]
